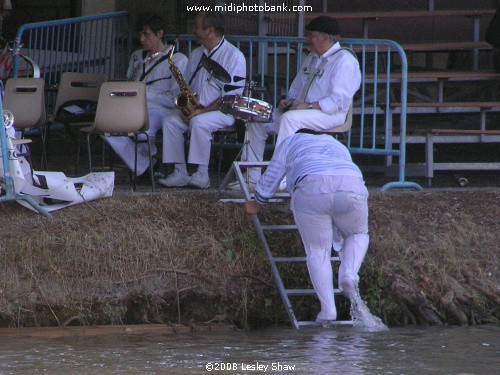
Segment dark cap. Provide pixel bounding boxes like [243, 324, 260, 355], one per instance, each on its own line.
[305, 16, 341, 35]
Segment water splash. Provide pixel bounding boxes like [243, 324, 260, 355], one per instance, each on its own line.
[350, 293, 389, 332]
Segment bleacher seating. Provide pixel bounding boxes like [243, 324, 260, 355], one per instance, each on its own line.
[260, 0, 500, 179]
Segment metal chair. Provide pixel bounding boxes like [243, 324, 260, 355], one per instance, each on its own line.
[80, 81, 154, 191]
[2, 77, 46, 169]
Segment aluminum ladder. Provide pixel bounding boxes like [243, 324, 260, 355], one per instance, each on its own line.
[216, 161, 353, 329]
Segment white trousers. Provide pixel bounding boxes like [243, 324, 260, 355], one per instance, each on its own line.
[102, 108, 169, 175]
[242, 109, 346, 181]
[162, 110, 234, 167]
[291, 175, 369, 321]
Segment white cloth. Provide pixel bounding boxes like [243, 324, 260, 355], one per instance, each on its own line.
[0, 135, 114, 213]
[105, 46, 188, 174]
[254, 133, 369, 320]
[162, 38, 246, 167]
[243, 42, 361, 173]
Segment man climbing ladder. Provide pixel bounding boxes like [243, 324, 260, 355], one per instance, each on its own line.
[244, 129, 370, 326]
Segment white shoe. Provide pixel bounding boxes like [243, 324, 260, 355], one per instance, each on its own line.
[157, 170, 190, 187]
[278, 176, 287, 191]
[227, 180, 257, 191]
[188, 171, 211, 189]
[315, 310, 337, 327]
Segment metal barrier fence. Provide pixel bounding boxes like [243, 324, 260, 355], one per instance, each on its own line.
[168, 34, 421, 190]
[11, 12, 131, 94]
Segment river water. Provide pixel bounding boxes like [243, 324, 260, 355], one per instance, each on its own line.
[0, 325, 498, 374]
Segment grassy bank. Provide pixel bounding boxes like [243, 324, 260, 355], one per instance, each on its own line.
[0, 189, 498, 328]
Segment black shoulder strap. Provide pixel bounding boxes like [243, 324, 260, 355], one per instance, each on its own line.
[139, 53, 170, 82]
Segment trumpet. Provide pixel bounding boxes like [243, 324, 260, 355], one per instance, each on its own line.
[129, 51, 161, 81]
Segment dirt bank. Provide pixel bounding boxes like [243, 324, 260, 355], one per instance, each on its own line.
[0, 188, 498, 328]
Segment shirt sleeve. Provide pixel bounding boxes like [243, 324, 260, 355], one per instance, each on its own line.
[254, 140, 288, 204]
[222, 49, 246, 96]
[317, 52, 361, 114]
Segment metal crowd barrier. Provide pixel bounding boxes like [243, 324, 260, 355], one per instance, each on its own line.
[168, 34, 422, 191]
[11, 12, 131, 111]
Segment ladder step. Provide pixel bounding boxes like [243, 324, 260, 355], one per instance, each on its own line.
[286, 288, 342, 295]
[274, 256, 340, 262]
[261, 225, 298, 230]
[298, 320, 354, 327]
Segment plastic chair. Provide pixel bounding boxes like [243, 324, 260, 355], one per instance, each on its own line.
[80, 81, 154, 191]
[48, 72, 107, 170]
[323, 104, 353, 134]
[3, 77, 46, 169]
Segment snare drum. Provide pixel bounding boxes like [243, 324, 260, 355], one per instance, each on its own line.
[219, 95, 273, 123]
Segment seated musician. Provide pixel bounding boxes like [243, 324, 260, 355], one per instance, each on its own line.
[159, 11, 246, 189]
[102, 12, 187, 182]
[229, 16, 361, 190]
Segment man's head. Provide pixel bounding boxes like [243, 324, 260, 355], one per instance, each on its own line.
[305, 16, 341, 55]
[135, 12, 165, 52]
[193, 12, 224, 47]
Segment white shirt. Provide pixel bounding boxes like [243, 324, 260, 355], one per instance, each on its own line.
[288, 43, 361, 115]
[254, 133, 363, 204]
[126, 45, 188, 112]
[184, 37, 246, 107]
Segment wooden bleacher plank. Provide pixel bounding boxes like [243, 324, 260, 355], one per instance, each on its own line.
[365, 71, 500, 81]
[428, 129, 500, 135]
[266, 9, 496, 21]
[390, 102, 500, 108]
[351, 41, 492, 53]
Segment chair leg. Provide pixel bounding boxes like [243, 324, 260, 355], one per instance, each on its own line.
[144, 133, 155, 192]
[133, 135, 138, 191]
[217, 133, 226, 186]
[87, 133, 93, 172]
[75, 135, 81, 175]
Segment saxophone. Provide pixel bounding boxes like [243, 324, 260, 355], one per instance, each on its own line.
[167, 46, 204, 116]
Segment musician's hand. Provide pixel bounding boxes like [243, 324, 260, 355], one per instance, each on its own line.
[278, 98, 290, 110]
[187, 108, 206, 119]
[180, 112, 190, 124]
[290, 102, 309, 111]
[245, 200, 262, 215]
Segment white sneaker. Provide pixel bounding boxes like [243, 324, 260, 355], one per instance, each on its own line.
[188, 171, 211, 189]
[157, 170, 190, 187]
[227, 180, 257, 191]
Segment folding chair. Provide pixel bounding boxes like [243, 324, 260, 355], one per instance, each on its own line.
[79, 81, 154, 191]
